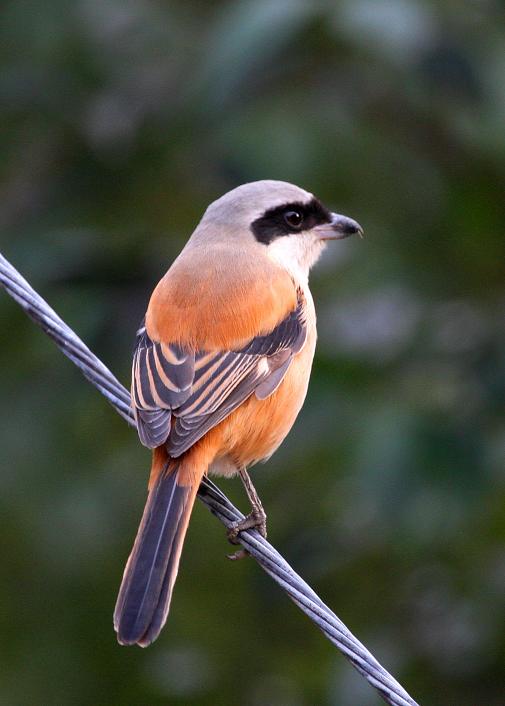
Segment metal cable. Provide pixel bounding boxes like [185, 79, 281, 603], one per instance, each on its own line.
[0, 251, 420, 706]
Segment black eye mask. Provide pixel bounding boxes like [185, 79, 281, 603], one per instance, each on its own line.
[251, 197, 332, 245]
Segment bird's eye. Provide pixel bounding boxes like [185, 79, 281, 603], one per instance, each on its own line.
[284, 210, 303, 229]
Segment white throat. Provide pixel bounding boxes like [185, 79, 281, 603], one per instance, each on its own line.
[266, 233, 326, 286]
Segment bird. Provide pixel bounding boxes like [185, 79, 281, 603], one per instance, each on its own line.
[113, 179, 363, 647]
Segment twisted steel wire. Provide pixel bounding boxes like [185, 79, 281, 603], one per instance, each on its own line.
[0, 251, 419, 706]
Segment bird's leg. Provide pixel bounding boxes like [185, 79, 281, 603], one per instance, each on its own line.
[227, 467, 267, 560]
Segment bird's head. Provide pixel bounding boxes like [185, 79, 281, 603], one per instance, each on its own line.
[192, 180, 363, 282]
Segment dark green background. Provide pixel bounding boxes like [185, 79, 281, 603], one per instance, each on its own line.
[1, 1, 505, 704]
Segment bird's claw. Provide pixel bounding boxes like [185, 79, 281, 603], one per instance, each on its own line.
[225, 507, 267, 560]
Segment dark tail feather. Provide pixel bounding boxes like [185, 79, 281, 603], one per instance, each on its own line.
[114, 464, 198, 647]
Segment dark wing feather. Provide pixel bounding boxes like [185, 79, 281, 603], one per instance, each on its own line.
[132, 326, 194, 448]
[131, 294, 307, 452]
[168, 366, 264, 457]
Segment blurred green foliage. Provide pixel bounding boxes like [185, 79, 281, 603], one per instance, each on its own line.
[1, 1, 505, 704]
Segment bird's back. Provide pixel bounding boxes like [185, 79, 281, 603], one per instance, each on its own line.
[145, 241, 299, 351]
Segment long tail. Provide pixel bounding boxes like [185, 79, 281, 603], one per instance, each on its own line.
[114, 461, 200, 647]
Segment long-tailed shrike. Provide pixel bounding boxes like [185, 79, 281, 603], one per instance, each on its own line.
[114, 180, 363, 646]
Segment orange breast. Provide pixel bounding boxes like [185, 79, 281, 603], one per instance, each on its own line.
[211, 295, 317, 472]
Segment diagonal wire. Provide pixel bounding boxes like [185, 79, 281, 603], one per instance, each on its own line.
[0, 251, 419, 706]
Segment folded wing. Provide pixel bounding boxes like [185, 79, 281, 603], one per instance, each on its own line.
[132, 293, 307, 455]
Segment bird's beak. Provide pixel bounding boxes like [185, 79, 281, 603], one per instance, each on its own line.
[315, 213, 364, 241]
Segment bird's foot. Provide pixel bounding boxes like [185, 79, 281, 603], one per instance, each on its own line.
[227, 506, 268, 543]
[226, 466, 267, 560]
[226, 505, 267, 561]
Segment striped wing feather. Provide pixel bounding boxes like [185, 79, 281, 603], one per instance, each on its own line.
[132, 296, 307, 454]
